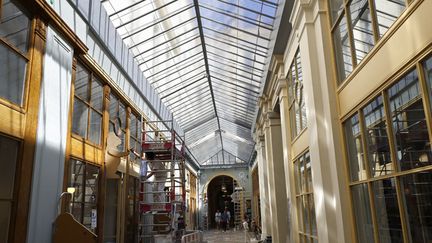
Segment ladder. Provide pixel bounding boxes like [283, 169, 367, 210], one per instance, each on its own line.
[138, 120, 186, 242]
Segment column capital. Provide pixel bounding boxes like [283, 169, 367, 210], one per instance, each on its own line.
[264, 111, 281, 128]
[275, 78, 289, 101]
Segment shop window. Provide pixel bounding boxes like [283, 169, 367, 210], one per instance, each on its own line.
[71, 63, 103, 145]
[343, 62, 432, 243]
[0, 0, 30, 105]
[0, 135, 19, 242]
[68, 159, 100, 233]
[330, 0, 407, 84]
[388, 69, 431, 171]
[294, 152, 318, 242]
[288, 50, 307, 139]
[362, 96, 392, 177]
[109, 94, 126, 151]
[344, 114, 367, 181]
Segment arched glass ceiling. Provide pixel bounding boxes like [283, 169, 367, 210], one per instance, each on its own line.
[102, 0, 279, 164]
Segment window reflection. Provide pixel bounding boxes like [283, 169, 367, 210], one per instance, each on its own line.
[400, 171, 432, 243]
[352, 183, 375, 243]
[331, 0, 407, 83]
[363, 96, 393, 176]
[0, 0, 30, 106]
[374, 0, 405, 38]
[333, 15, 353, 80]
[349, 0, 375, 64]
[388, 70, 431, 171]
[69, 160, 99, 233]
[372, 178, 403, 243]
[344, 114, 367, 181]
[288, 50, 307, 139]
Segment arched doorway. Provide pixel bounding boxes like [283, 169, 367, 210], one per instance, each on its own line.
[206, 175, 236, 229]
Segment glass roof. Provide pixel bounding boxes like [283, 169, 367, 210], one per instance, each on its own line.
[102, 0, 279, 164]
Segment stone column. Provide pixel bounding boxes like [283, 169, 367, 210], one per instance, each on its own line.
[263, 112, 289, 243]
[255, 134, 272, 240]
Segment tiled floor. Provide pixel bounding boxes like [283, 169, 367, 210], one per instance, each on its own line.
[203, 230, 259, 243]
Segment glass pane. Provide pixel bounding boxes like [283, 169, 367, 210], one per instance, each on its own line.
[372, 178, 403, 243]
[300, 156, 307, 193]
[425, 56, 432, 114]
[400, 171, 432, 243]
[333, 15, 353, 82]
[350, 0, 375, 64]
[90, 79, 103, 112]
[388, 70, 431, 171]
[297, 197, 303, 232]
[329, 0, 345, 24]
[0, 136, 19, 199]
[72, 99, 89, 138]
[119, 103, 126, 129]
[302, 195, 310, 235]
[109, 95, 118, 121]
[0, 0, 30, 53]
[84, 164, 99, 232]
[309, 194, 317, 237]
[374, 0, 405, 38]
[295, 161, 301, 194]
[305, 153, 312, 192]
[362, 96, 393, 177]
[352, 183, 375, 243]
[290, 107, 297, 139]
[130, 114, 137, 138]
[69, 160, 84, 222]
[344, 114, 367, 181]
[0, 201, 11, 243]
[75, 63, 90, 101]
[0, 42, 27, 105]
[83, 203, 97, 231]
[88, 109, 102, 145]
[85, 164, 99, 204]
[71, 202, 83, 222]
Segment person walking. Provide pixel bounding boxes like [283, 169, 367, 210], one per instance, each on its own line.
[221, 207, 230, 232]
[215, 210, 221, 230]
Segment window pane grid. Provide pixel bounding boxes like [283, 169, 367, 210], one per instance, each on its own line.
[331, 0, 407, 84]
[343, 59, 432, 243]
[72, 62, 104, 145]
[288, 50, 307, 139]
[294, 151, 317, 241]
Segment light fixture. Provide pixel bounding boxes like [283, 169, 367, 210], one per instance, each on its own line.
[67, 187, 76, 194]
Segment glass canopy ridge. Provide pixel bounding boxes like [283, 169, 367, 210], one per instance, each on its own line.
[102, 0, 280, 164]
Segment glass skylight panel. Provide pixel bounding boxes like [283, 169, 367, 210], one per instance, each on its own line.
[102, 0, 279, 164]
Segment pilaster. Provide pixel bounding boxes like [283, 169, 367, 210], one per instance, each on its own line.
[296, 0, 352, 242]
[263, 112, 289, 243]
[254, 133, 272, 240]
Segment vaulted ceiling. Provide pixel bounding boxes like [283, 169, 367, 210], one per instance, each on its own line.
[102, 0, 281, 164]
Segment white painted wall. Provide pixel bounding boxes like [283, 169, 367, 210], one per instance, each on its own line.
[26, 26, 73, 243]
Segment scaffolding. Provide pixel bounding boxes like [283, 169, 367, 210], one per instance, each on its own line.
[138, 120, 186, 242]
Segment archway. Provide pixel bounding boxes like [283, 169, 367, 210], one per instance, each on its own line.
[206, 175, 236, 229]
